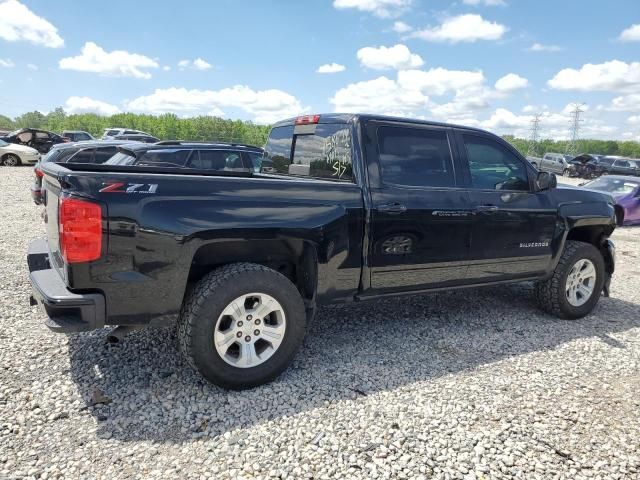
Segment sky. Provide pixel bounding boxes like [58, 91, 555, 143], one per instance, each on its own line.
[0, 0, 639, 140]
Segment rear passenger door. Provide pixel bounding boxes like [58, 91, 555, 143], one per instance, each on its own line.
[455, 130, 557, 282]
[363, 120, 473, 293]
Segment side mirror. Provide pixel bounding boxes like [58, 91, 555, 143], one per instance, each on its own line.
[536, 171, 557, 191]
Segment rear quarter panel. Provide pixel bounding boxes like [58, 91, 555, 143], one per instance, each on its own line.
[59, 172, 364, 325]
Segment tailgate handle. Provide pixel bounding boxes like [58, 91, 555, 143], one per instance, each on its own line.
[377, 202, 407, 214]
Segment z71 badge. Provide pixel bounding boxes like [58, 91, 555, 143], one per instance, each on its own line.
[99, 182, 158, 194]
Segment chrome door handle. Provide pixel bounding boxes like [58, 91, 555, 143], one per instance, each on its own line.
[377, 202, 407, 214]
[474, 205, 499, 213]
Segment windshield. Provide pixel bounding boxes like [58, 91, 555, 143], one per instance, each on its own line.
[0, 139, 8, 147]
[584, 177, 639, 194]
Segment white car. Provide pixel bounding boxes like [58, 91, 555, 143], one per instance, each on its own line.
[102, 128, 153, 140]
[0, 139, 40, 166]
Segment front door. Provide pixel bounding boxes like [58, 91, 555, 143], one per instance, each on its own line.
[456, 131, 557, 282]
[363, 121, 473, 293]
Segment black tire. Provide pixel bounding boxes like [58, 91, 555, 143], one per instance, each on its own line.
[534, 240, 605, 319]
[1, 154, 21, 167]
[177, 263, 306, 390]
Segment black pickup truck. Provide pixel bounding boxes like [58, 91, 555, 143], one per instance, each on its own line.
[28, 114, 617, 389]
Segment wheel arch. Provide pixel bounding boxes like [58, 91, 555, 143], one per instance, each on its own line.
[185, 237, 318, 304]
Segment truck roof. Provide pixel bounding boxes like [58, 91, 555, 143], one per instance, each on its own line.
[271, 113, 493, 135]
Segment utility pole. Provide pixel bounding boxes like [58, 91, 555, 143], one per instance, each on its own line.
[566, 103, 585, 155]
[527, 113, 542, 157]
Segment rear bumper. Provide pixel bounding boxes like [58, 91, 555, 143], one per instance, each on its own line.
[31, 186, 42, 205]
[602, 239, 615, 297]
[28, 238, 105, 333]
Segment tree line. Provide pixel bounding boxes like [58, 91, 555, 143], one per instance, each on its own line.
[1, 109, 639, 157]
[0, 109, 271, 146]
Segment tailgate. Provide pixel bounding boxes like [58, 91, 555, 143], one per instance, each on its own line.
[41, 166, 66, 280]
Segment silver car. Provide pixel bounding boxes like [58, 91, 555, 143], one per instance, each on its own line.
[536, 152, 573, 176]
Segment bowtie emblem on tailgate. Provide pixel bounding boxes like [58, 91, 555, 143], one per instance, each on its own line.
[99, 182, 158, 194]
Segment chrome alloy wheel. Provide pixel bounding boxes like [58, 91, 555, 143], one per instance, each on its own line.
[214, 293, 286, 368]
[565, 259, 597, 307]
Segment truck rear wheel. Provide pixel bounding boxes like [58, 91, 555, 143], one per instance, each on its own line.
[177, 263, 306, 389]
[534, 240, 605, 319]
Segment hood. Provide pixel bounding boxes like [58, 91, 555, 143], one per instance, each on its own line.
[0, 143, 39, 155]
[555, 183, 615, 205]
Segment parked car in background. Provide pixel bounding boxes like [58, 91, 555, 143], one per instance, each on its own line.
[568, 154, 603, 178]
[0, 138, 40, 166]
[596, 156, 640, 177]
[104, 141, 264, 171]
[534, 152, 573, 176]
[31, 140, 136, 204]
[102, 128, 153, 140]
[62, 130, 95, 142]
[581, 176, 640, 226]
[0, 128, 67, 154]
[112, 133, 159, 143]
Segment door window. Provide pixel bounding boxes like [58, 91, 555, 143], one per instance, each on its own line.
[376, 126, 455, 188]
[188, 150, 247, 171]
[67, 149, 95, 163]
[614, 160, 630, 168]
[462, 135, 530, 191]
[93, 147, 118, 164]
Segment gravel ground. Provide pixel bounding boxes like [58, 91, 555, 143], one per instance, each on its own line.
[1, 167, 639, 480]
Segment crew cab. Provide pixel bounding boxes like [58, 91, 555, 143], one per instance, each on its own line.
[28, 114, 617, 390]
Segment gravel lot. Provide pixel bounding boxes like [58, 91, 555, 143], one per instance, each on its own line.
[1, 167, 639, 480]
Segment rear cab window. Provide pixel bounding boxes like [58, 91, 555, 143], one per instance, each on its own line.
[264, 122, 353, 182]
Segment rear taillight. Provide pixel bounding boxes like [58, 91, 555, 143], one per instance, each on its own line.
[295, 114, 320, 125]
[59, 197, 102, 263]
[34, 166, 43, 178]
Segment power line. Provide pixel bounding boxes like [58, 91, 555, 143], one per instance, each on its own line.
[526, 113, 542, 156]
[566, 103, 585, 155]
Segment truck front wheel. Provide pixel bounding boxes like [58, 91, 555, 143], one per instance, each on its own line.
[534, 240, 605, 319]
[177, 263, 306, 389]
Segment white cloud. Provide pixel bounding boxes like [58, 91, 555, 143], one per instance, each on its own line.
[330, 76, 430, 116]
[494, 73, 529, 92]
[162, 65, 171, 71]
[392, 21, 412, 33]
[330, 67, 492, 118]
[628, 115, 640, 125]
[463, 0, 506, 5]
[333, 0, 412, 18]
[411, 14, 507, 43]
[27, 63, 38, 71]
[177, 58, 212, 70]
[193, 58, 212, 70]
[59, 42, 158, 79]
[317, 63, 346, 74]
[522, 104, 548, 113]
[608, 93, 640, 111]
[548, 60, 640, 93]
[357, 44, 424, 70]
[397, 68, 485, 95]
[0, 59, 14, 68]
[0, 0, 64, 48]
[619, 24, 640, 42]
[126, 86, 308, 124]
[528, 43, 563, 52]
[64, 96, 121, 116]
